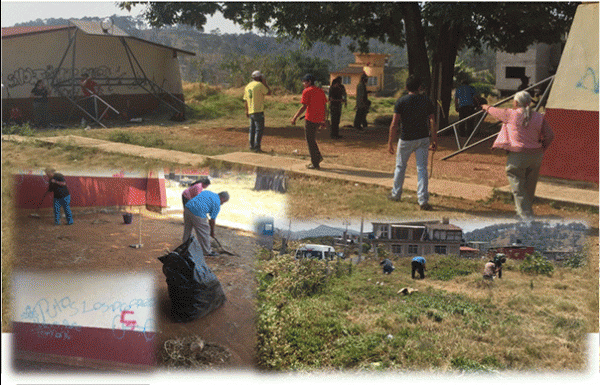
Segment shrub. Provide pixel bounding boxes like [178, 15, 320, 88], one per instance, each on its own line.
[519, 252, 554, 277]
[2, 122, 35, 136]
[108, 130, 134, 144]
[562, 253, 586, 268]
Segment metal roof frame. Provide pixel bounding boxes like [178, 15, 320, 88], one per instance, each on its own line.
[45, 19, 193, 127]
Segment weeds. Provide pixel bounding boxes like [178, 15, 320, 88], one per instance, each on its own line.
[519, 252, 555, 277]
[2, 123, 36, 136]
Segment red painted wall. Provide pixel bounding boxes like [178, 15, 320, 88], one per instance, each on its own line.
[540, 108, 599, 184]
[13, 322, 156, 367]
[15, 174, 166, 209]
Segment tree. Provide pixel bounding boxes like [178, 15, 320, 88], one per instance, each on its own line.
[120, 2, 578, 127]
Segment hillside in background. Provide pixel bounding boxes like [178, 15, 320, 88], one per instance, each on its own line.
[464, 221, 588, 252]
[276, 224, 361, 241]
[13, 15, 495, 86]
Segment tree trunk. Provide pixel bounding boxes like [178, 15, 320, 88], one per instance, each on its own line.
[430, 21, 462, 129]
[402, 3, 431, 96]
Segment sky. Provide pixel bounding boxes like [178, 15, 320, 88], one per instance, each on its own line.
[0, 0, 244, 33]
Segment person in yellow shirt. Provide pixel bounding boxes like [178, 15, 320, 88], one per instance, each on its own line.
[243, 71, 272, 152]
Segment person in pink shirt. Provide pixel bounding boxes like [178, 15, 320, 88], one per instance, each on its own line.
[182, 177, 211, 206]
[481, 91, 554, 219]
[290, 73, 328, 170]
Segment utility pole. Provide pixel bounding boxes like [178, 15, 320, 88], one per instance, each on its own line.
[358, 217, 364, 263]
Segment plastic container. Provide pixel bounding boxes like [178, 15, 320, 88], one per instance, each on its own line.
[123, 213, 133, 224]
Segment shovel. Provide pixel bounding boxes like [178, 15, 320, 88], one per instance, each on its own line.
[129, 207, 143, 249]
[30, 193, 48, 219]
[211, 236, 237, 256]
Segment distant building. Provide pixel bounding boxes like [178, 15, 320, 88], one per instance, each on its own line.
[487, 245, 535, 260]
[329, 52, 390, 95]
[371, 218, 462, 257]
[495, 42, 562, 96]
[459, 246, 481, 259]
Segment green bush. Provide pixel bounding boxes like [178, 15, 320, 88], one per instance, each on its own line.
[519, 252, 554, 277]
[2, 122, 35, 136]
[108, 130, 134, 144]
[563, 253, 586, 268]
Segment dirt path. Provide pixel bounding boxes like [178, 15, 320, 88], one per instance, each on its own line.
[12, 209, 258, 369]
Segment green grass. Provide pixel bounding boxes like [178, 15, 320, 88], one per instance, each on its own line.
[255, 249, 593, 372]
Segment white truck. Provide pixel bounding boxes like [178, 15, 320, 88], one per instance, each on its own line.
[295, 244, 340, 261]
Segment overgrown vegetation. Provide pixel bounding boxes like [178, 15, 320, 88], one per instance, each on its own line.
[519, 252, 555, 277]
[255, 248, 593, 372]
[2, 122, 36, 136]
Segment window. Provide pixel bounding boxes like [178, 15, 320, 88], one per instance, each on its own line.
[391, 227, 409, 240]
[342, 76, 352, 85]
[391, 245, 402, 254]
[505, 66, 526, 79]
[413, 228, 425, 240]
[447, 231, 462, 241]
[408, 245, 419, 254]
[435, 245, 447, 255]
[367, 76, 378, 86]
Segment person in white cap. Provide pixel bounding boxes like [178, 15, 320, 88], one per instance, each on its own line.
[243, 70, 272, 152]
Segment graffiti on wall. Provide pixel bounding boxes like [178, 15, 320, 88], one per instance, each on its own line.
[20, 295, 156, 341]
[575, 67, 599, 95]
[4, 64, 130, 95]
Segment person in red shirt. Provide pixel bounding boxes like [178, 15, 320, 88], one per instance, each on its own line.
[81, 73, 99, 120]
[290, 74, 328, 170]
[81, 73, 98, 96]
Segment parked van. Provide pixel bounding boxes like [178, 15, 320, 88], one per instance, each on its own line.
[295, 244, 337, 261]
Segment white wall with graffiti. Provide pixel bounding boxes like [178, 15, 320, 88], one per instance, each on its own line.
[546, 2, 599, 112]
[2, 27, 184, 100]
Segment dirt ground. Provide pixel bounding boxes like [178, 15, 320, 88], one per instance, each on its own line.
[123, 118, 510, 188]
[10, 208, 259, 370]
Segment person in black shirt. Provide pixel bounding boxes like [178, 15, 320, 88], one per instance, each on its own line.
[387, 75, 437, 210]
[30, 80, 50, 128]
[43, 168, 73, 225]
[328, 76, 347, 139]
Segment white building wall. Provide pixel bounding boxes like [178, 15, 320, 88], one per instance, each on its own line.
[2, 29, 184, 100]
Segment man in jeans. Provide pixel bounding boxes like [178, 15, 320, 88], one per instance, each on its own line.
[243, 70, 272, 152]
[183, 190, 229, 257]
[290, 74, 328, 170]
[43, 167, 73, 225]
[387, 75, 436, 210]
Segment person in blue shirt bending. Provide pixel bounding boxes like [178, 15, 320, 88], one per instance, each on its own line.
[183, 190, 229, 257]
[411, 256, 427, 279]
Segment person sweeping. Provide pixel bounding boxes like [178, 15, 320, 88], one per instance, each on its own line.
[42, 167, 73, 225]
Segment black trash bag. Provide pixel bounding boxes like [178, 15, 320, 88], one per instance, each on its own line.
[158, 237, 226, 322]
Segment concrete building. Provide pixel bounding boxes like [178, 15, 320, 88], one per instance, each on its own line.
[329, 52, 390, 95]
[371, 219, 462, 257]
[495, 43, 562, 95]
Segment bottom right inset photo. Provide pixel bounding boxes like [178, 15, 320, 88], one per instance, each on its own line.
[255, 217, 598, 373]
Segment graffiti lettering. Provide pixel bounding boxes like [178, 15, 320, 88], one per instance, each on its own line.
[111, 314, 156, 341]
[575, 67, 599, 95]
[20, 296, 79, 324]
[32, 321, 82, 341]
[5, 65, 128, 94]
[119, 310, 137, 330]
[22, 296, 154, 323]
